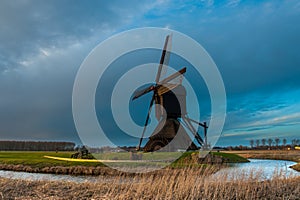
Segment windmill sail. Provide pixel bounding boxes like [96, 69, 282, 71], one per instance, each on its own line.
[158, 34, 172, 83]
[132, 85, 155, 100]
[155, 34, 172, 84]
[135, 34, 172, 150]
[159, 67, 186, 85]
[154, 34, 173, 120]
[132, 34, 208, 152]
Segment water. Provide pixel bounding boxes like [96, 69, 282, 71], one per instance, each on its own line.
[210, 159, 300, 181]
[0, 170, 102, 183]
[0, 159, 299, 183]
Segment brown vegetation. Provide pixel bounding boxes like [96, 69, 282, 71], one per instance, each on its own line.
[0, 164, 119, 176]
[291, 163, 300, 171]
[0, 166, 299, 199]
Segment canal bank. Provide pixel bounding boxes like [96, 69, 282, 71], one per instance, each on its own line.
[0, 151, 246, 175]
[0, 159, 299, 200]
[222, 150, 300, 172]
[1, 159, 299, 183]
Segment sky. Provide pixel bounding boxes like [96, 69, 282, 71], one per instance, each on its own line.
[0, 0, 300, 147]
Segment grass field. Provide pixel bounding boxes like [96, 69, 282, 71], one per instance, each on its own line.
[0, 151, 299, 199]
[0, 151, 249, 176]
[0, 150, 290, 169]
[0, 151, 105, 168]
[94, 151, 183, 161]
[0, 151, 247, 168]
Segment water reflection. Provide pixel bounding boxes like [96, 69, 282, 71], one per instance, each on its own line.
[0, 170, 106, 183]
[211, 159, 300, 181]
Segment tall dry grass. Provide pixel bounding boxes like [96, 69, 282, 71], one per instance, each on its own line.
[0, 165, 299, 200]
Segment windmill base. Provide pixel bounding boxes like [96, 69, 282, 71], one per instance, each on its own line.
[143, 118, 198, 152]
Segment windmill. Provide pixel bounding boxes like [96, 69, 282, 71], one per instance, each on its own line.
[132, 34, 208, 152]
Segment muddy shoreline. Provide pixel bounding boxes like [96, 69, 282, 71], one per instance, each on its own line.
[0, 163, 222, 178]
[0, 164, 122, 176]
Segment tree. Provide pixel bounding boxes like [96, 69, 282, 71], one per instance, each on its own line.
[275, 138, 280, 147]
[282, 138, 287, 147]
[261, 138, 266, 147]
[292, 139, 296, 146]
[268, 138, 273, 148]
[255, 139, 260, 148]
[250, 140, 254, 149]
[0, 141, 75, 151]
[292, 139, 300, 147]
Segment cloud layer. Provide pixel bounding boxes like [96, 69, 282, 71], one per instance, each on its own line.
[0, 0, 299, 146]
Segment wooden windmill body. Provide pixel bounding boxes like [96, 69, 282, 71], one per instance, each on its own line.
[133, 35, 208, 152]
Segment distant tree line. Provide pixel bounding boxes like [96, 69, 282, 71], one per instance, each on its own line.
[216, 138, 300, 151]
[249, 138, 300, 150]
[0, 141, 75, 151]
[220, 145, 251, 151]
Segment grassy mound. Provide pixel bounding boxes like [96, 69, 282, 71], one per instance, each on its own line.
[291, 163, 300, 171]
[211, 152, 249, 163]
[173, 151, 249, 166]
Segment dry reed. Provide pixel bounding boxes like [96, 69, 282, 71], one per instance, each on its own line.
[0, 165, 299, 200]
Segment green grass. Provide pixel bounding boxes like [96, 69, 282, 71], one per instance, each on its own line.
[170, 151, 249, 168]
[0, 151, 105, 168]
[0, 151, 248, 169]
[0, 151, 183, 169]
[211, 152, 249, 163]
[93, 151, 183, 160]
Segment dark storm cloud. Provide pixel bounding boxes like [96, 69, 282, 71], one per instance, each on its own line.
[0, 0, 299, 146]
[0, 0, 151, 72]
[0, 42, 84, 141]
[0, 0, 154, 142]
